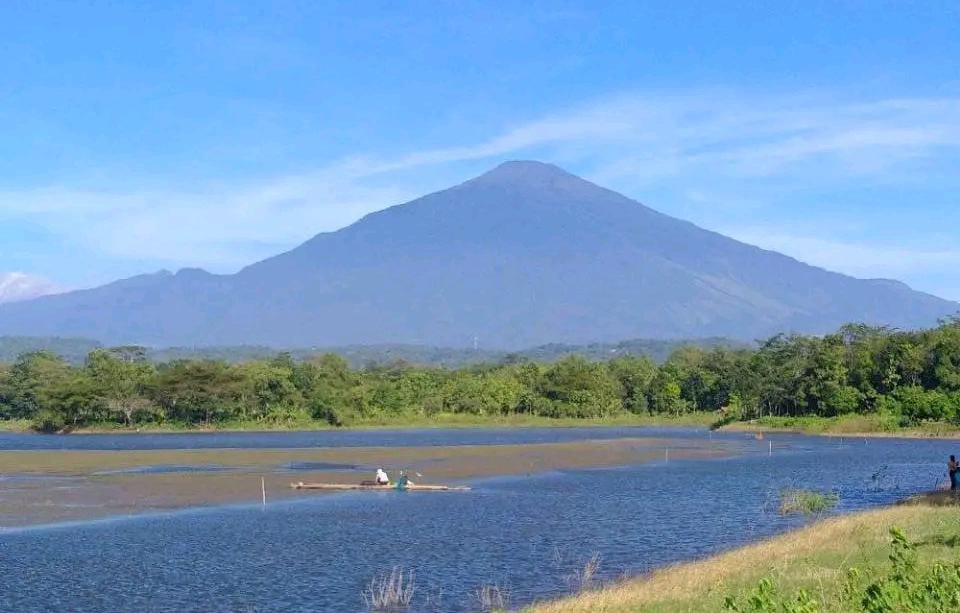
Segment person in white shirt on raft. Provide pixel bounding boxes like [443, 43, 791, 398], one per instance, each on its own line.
[375, 468, 390, 485]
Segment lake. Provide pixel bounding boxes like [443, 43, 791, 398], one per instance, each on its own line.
[0, 428, 954, 612]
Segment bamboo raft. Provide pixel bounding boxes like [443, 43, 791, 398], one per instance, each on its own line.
[290, 481, 471, 492]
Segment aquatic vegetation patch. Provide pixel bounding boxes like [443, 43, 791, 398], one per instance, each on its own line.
[779, 489, 840, 517]
[362, 567, 415, 610]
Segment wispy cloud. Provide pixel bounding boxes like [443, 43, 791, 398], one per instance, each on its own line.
[719, 227, 960, 301]
[1, 89, 958, 288]
[724, 229, 960, 277]
[0, 272, 59, 304]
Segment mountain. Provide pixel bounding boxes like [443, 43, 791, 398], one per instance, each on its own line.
[0, 161, 955, 348]
[0, 273, 58, 304]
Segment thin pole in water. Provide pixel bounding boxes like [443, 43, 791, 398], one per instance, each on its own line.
[769, 441, 773, 456]
[261, 477, 267, 506]
[665, 448, 669, 463]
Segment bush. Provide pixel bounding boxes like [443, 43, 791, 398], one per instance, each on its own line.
[826, 385, 863, 416]
[32, 409, 65, 433]
[895, 387, 960, 423]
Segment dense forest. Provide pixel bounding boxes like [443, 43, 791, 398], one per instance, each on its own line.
[1, 321, 959, 432]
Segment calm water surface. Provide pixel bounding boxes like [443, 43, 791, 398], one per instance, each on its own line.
[0, 426, 713, 450]
[0, 428, 954, 612]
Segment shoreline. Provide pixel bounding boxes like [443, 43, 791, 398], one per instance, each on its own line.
[5, 412, 960, 441]
[719, 415, 960, 440]
[0, 413, 718, 435]
[531, 491, 960, 612]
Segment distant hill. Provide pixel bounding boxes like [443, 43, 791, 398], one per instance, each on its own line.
[0, 336, 102, 364]
[148, 337, 744, 368]
[0, 161, 955, 348]
[0, 336, 743, 367]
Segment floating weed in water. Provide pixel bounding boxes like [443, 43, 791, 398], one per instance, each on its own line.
[475, 583, 510, 612]
[362, 567, 415, 611]
[779, 489, 839, 517]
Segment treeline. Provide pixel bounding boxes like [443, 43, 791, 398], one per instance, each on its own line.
[1, 321, 959, 432]
[0, 335, 739, 367]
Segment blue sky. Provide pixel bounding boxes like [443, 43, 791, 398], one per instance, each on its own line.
[1, 1, 959, 300]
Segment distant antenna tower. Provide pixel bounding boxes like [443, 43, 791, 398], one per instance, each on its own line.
[473, 335, 479, 351]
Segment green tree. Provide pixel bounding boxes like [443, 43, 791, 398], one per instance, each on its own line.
[86, 349, 157, 425]
[538, 356, 623, 417]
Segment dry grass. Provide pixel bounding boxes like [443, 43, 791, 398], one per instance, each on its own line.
[475, 583, 510, 611]
[362, 567, 415, 610]
[566, 553, 602, 593]
[531, 497, 960, 612]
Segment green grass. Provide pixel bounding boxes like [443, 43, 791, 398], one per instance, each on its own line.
[7, 410, 960, 438]
[779, 489, 840, 517]
[722, 414, 960, 438]
[533, 495, 960, 612]
[0, 411, 719, 434]
[0, 418, 34, 432]
[9, 410, 960, 437]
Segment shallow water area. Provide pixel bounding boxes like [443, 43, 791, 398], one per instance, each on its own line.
[0, 432, 718, 527]
[0, 428, 954, 612]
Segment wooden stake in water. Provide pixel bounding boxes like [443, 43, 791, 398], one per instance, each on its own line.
[769, 441, 773, 456]
[261, 477, 267, 506]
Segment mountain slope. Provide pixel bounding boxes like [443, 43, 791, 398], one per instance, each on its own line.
[0, 161, 955, 347]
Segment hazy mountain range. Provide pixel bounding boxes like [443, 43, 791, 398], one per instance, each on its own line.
[0, 161, 955, 348]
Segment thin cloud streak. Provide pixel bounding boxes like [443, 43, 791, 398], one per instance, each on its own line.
[1, 90, 958, 285]
[721, 228, 960, 300]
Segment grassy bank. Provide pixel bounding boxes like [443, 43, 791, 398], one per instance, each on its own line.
[0, 418, 33, 432]
[721, 414, 960, 439]
[532, 493, 960, 612]
[6, 410, 960, 439]
[0, 412, 718, 434]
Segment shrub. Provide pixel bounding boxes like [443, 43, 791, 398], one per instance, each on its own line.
[32, 409, 65, 433]
[895, 387, 960, 423]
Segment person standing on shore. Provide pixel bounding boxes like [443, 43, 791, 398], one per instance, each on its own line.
[948, 456, 958, 490]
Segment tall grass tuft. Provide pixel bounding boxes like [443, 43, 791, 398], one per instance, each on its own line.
[779, 489, 839, 517]
[362, 567, 415, 610]
[566, 553, 602, 592]
[475, 583, 509, 611]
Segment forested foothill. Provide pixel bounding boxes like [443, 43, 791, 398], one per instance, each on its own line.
[2, 320, 959, 433]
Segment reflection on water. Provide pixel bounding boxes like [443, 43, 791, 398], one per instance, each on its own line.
[0, 430, 954, 612]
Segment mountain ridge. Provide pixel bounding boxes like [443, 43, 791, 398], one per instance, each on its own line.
[0, 161, 955, 348]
